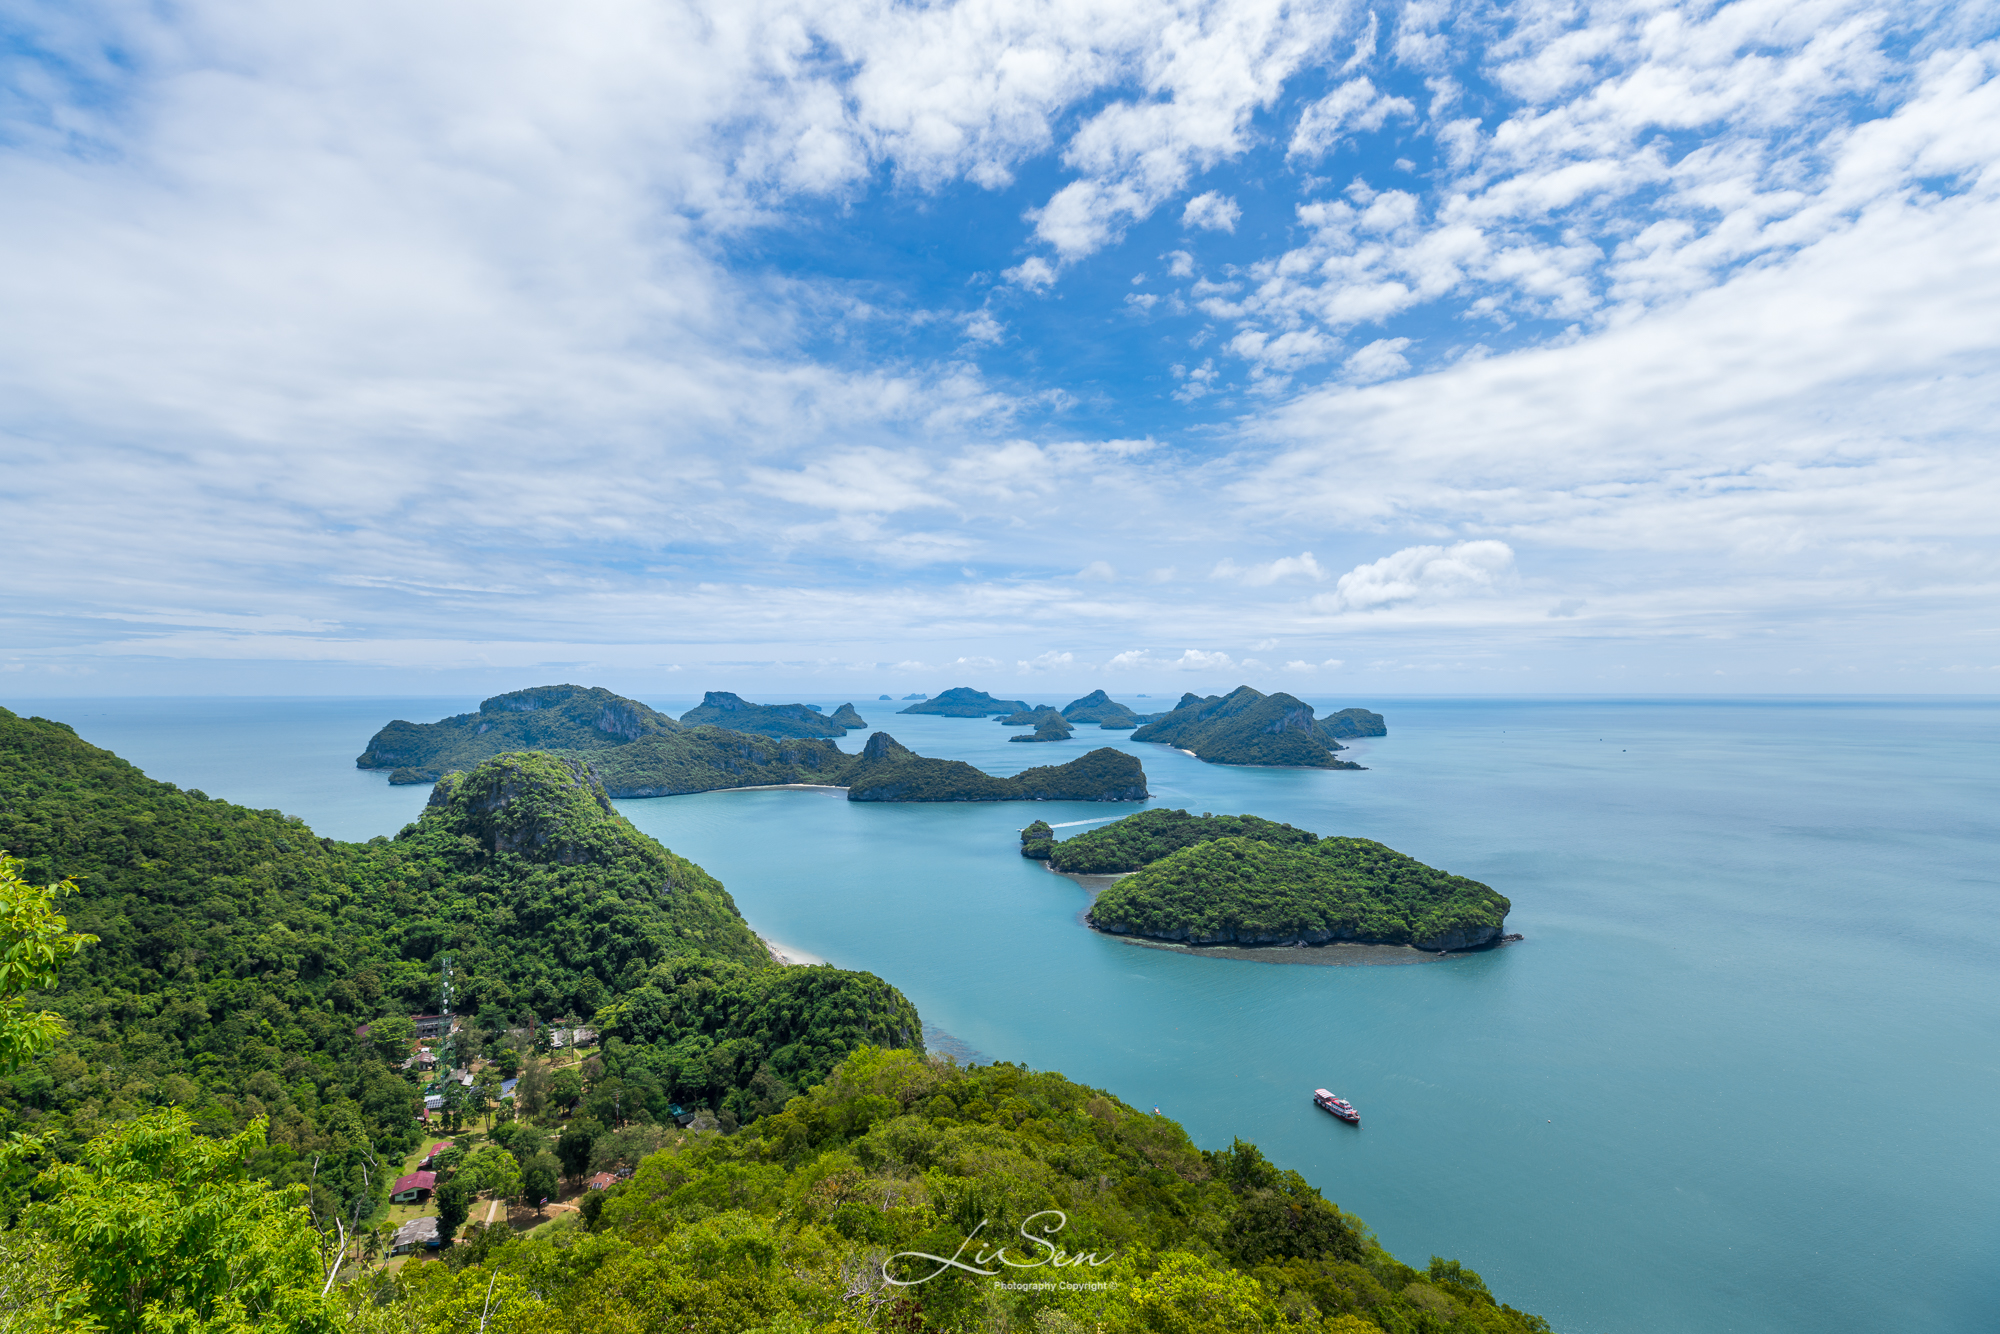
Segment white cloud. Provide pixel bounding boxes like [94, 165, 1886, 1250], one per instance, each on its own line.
[1165, 249, 1196, 277]
[1077, 560, 1119, 581]
[1314, 541, 1517, 612]
[1018, 651, 1077, 672]
[1004, 256, 1058, 289]
[1182, 191, 1243, 232]
[1344, 337, 1412, 382]
[961, 310, 1006, 344]
[1213, 552, 1327, 585]
[1106, 648, 1239, 672]
[1288, 78, 1415, 160]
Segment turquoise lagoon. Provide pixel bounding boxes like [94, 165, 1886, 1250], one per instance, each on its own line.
[12, 694, 1999, 1333]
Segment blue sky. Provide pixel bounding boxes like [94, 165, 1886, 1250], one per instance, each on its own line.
[3, 0, 1998, 698]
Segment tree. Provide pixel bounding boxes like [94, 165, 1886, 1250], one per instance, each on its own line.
[440, 1078, 469, 1132]
[556, 1118, 602, 1185]
[548, 1067, 583, 1121]
[516, 1056, 550, 1123]
[0, 852, 96, 1072]
[522, 1152, 560, 1214]
[461, 1146, 521, 1202]
[23, 1109, 337, 1334]
[471, 1067, 500, 1128]
[366, 1015, 414, 1068]
[434, 1176, 474, 1247]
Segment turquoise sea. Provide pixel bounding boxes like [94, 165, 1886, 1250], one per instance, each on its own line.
[11, 694, 1998, 1333]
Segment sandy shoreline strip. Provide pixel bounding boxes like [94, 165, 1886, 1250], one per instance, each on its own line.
[761, 936, 830, 966]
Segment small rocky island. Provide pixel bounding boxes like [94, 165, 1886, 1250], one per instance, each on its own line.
[1037, 809, 1510, 952]
[1131, 686, 1383, 767]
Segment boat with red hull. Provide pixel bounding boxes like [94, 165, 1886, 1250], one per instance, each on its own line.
[1313, 1088, 1360, 1124]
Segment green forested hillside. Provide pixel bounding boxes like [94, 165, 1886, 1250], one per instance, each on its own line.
[0, 709, 918, 1222]
[584, 727, 854, 796]
[1088, 837, 1511, 951]
[389, 1047, 1552, 1333]
[1040, 808, 1322, 874]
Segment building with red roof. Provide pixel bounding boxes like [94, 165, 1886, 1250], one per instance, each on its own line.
[390, 1170, 436, 1204]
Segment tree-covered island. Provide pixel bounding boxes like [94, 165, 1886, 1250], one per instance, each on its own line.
[1039, 809, 1511, 952]
[1132, 686, 1384, 768]
[1060, 688, 1153, 729]
[678, 690, 866, 739]
[896, 686, 1030, 716]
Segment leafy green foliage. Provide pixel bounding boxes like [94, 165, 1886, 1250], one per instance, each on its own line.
[678, 692, 854, 740]
[895, 687, 1029, 716]
[1131, 687, 1370, 769]
[22, 1109, 338, 1334]
[390, 1047, 1549, 1334]
[594, 955, 921, 1125]
[434, 1175, 474, 1245]
[0, 853, 96, 1073]
[1088, 837, 1511, 950]
[1045, 808, 1320, 874]
[1007, 719, 1075, 743]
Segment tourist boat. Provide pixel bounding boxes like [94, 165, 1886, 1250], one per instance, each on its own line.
[1313, 1088, 1360, 1124]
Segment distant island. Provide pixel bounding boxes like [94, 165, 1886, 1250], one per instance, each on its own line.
[678, 690, 864, 739]
[1060, 688, 1152, 729]
[1059, 810, 1510, 951]
[846, 732, 1147, 801]
[899, 686, 1029, 716]
[359, 685, 1146, 803]
[995, 705, 1065, 726]
[997, 705, 1074, 742]
[1131, 686, 1382, 768]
